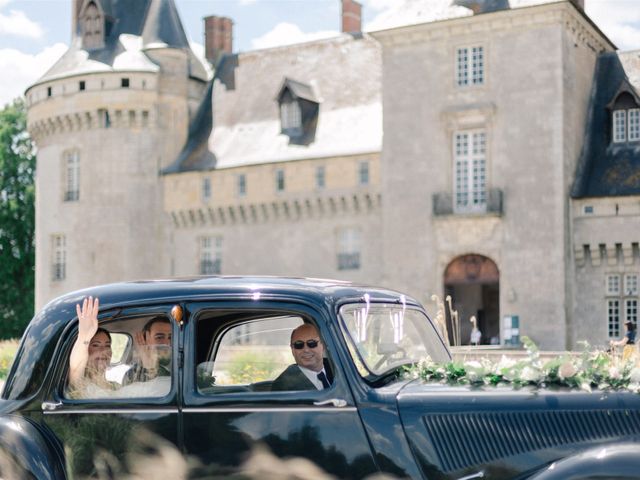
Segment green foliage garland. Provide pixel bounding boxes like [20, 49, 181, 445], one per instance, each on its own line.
[405, 337, 640, 393]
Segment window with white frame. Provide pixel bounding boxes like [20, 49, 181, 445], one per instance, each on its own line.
[280, 100, 301, 131]
[275, 169, 285, 192]
[64, 151, 80, 201]
[606, 273, 639, 338]
[337, 227, 361, 270]
[456, 46, 484, 87]
[454, 130, 486, 212]
[625, 274, 638, 296]
[626, 299, 638, 327]
[202, 177, 211, 203]
[613, 110, 627, 143]
[606, 274, 621, 295]
[237, 174, 246, 197]
[52, 235, 66, 281]
[358, 161, 369, 186]
[630, 109, 640, 141]
[608, 299, 620, 338]
[613, 108, 640, 143]
[315, 165, 325, 190]
[199, 236, 222, 275]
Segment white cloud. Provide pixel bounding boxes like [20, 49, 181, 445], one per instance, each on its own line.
[0, 43, 67, 108]
[362, 0, 399, 11]
[363, 0, 640, 51]
[0, 9, 44, 39]
[239, 0, 258, 4]
[586, 0, 640, 50]
[364, 0, 469, 32]
[251, 22, 338, 50]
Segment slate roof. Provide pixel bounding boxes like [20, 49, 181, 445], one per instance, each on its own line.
[572, 50, 640, 198]
[31, 0, 207, 87]
[166, 33, 382, 173]
[278, 78, 319, 103]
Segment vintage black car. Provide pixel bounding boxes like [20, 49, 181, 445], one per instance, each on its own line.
[1, 277, 640, 480]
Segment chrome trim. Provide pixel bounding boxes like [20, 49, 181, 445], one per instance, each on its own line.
[313, 398, 348, 407]
[43, 408, 179, 415]
[458, 471, 485, 480]
[41, 401, 62, 411]
[182, 406, 357, 413]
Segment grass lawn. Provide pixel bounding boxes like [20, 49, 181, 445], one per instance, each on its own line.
[0, 339, 19, 383]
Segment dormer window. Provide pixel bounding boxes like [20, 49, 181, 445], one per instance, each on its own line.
[280, 99, 301, 132]
[276, 78, 319, 144]
[81, 1, 104, 50]
[610, 90, 640, 144]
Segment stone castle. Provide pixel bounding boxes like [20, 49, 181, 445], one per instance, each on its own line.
[26, 0, 640, 350]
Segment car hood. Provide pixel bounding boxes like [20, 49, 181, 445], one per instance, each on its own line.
[396, 380, 640, 480]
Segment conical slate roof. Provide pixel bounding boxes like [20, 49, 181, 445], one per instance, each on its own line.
[142, 0, 190, 49]
[31, 0, 207, 87]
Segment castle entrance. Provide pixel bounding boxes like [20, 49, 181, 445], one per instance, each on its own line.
[444, 254, 499, 346]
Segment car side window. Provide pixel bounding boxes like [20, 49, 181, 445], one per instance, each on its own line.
[196, 313, 331, 394]
[64, 314, 173, 400]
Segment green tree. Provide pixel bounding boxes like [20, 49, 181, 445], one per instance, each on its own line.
[0, 98, 35, 339]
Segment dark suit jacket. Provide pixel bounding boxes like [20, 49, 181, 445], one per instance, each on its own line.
[271, 360, 334, 392]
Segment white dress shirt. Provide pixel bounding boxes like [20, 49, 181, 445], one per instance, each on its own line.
[297, 365, 328, 390]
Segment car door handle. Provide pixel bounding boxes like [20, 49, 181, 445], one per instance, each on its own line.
[41, 401, 62, 411]
[313, 398, 348, 408]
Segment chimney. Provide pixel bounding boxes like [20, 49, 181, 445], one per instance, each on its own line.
[341, 0, 362, 33]
[204, 16, 233, 65]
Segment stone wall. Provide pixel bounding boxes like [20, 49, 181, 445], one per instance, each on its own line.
[374, 2, 610, 349]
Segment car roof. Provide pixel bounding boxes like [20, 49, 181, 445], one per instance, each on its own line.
[45, 276, 413, 312]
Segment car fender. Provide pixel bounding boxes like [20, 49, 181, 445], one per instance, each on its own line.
[0, 414, 65, 480]
[528, 443, 640, 480]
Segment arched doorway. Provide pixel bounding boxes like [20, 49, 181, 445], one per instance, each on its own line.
[444, 254, 499, 346]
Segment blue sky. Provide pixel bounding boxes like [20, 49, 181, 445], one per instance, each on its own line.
[0, 0, 639, 107]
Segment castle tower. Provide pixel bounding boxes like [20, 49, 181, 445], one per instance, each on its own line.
[26, 0, 208, 308]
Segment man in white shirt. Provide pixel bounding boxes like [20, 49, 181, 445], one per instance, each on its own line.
[271, 323, 333, 391]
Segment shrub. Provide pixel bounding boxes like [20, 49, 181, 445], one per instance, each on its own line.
[226, 351, 279, 385]
[0, 340, 19, 380]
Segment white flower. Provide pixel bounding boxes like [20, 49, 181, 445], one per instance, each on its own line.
[464, 360, 483, 370]
[466, 371, 480, 382]
[495, 355, 516, 372]
[608, 366, 621, 379]
[558, 362, 577, 380]
[465, 361, 485, 383]
[630, 367, 640, 384]
[520, 367, 542, 382]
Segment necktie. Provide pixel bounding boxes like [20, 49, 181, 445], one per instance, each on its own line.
[317, 371, 331, 389]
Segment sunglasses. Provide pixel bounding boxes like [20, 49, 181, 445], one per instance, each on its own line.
[291, 339, 320, 350]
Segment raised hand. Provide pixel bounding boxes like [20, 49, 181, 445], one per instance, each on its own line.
[134, 330, 158, 369]
[76, 296, 99, 344]
[69, 296, 100, 388]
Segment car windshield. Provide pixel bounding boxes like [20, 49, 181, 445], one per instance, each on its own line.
[339, 301, 449, 380]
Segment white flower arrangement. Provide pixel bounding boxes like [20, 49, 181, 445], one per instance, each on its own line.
[406, 337, 640, 393]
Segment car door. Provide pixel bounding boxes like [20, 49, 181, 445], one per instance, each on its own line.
[39, 304, 182, 479]
[181, 299, 379, 479]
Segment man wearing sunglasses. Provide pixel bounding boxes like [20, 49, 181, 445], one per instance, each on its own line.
[271, 323, 333, 391]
